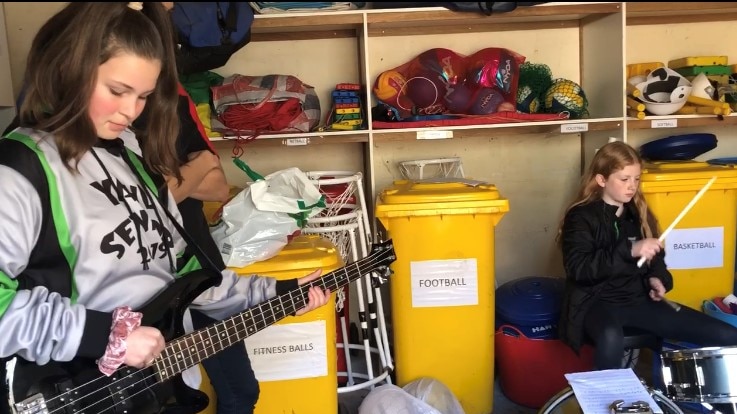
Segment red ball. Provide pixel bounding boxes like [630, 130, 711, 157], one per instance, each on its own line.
[468, 87, 505, 115]
[405, 70, 447, 109]
[411, 48, 467, 85]
[444, 83, 474, 114]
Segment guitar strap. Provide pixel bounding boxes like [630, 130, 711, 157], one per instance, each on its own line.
[120, 147, 224, 278]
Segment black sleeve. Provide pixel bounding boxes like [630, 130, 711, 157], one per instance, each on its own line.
[646, 250, 674, 292]
[76, 310, 114, 358]
[276, 279, 299, 295]
[561, 207, 635, 286]
[176, 95, 211, 161]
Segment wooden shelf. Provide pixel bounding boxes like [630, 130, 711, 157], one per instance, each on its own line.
[206, 118, 625, 145]
[366, 3, 622, 36]
[250, 12, 363, 41]
[626, 2, 737, 25]
[627, 114, 737, 130]
[247, 3, 622, 40]
[208, 130, 369, 147]
[372, 118, 623, 142]
[213, 3, 737, 143]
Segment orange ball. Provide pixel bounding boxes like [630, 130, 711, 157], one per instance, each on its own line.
[373, 70, 413, 111]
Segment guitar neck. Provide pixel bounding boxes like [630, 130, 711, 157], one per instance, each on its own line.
[153, 254, 372, 382]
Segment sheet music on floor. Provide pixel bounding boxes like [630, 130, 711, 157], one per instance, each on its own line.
[564, 368, 663, 414]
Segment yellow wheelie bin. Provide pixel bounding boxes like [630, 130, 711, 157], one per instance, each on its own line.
[200, 234, 343, 414]
[640, 161, 737, 311]
[374, 179, 509, 414]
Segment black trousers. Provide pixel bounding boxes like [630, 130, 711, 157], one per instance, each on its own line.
[190, 309, 260, 414]
[583, 299, 737, 370]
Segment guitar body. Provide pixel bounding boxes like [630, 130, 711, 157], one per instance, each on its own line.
[3, 269, 220, 414]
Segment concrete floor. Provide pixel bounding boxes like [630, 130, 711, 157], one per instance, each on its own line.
[337, 377, 737, 414]
[337, 349, 735, 414]
[338, 377, 537, 414]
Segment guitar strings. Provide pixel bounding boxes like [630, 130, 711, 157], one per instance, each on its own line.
[79, 249, 392, 412]
[51, 252, 387, 414]
[43, 249, 392, 414]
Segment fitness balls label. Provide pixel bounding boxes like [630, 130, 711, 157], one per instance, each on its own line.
[410, 259, 478, 308]
[245, 320, 327, 382]
[665, 226, 724, 270]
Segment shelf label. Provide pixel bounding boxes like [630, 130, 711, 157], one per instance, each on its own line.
[416, 130, 453, 140]
[560, 123, 589, 133]
[284, 137, 309, 146]
[651, 119, 678, 128]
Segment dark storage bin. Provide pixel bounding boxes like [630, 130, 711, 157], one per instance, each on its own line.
[496, 276, 564, 339]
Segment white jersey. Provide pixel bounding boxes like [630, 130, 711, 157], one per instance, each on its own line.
[0, 128, 277, 364]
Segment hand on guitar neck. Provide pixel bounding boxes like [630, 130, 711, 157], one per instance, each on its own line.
[295, 268, 330, 316]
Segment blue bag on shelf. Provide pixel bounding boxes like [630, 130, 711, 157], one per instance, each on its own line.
[171, 2, 254, 75]
[250, 2, 365, 13]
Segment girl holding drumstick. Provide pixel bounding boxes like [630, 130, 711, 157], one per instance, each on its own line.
[557, 141, 737, 370]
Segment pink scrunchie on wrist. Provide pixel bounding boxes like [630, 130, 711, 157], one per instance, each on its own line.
[96, 306, 143, 376]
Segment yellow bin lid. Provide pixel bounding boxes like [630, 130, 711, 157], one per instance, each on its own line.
[375, 179, 510, 218]
[640, 161, 737, 193]
[230, 234, 341, 275]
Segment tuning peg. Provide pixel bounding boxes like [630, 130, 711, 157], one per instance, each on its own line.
[370, 269, 391, 287]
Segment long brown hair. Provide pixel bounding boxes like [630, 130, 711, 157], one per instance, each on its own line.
[19, 2, 180, 178]
[556, 141, 659, 242]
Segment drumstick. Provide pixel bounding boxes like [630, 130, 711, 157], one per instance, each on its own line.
[639, 177, 716, 312]
[662, 297, 682, 312]
[637, 175, 717, 268]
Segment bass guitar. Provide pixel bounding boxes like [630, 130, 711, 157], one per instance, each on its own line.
[5, 240, 395, 414]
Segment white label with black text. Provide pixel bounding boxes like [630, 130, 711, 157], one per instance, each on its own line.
[651, 119, 678, 128]
[244, 320, 327, 382]
[284, 137, 309, 146]
[410, 259, 478, 307]
[560, 123, 588, 133]
[665, 227, 724, 269]
[416, 130, 453, 140]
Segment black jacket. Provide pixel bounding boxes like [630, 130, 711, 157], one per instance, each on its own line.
[558, 199, 673, 352]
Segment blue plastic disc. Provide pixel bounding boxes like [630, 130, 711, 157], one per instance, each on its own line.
[707, 157, 737, 165]
[639, 133, 717, 161]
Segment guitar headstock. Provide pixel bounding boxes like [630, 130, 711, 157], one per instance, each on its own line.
[367, 239, 396, 288]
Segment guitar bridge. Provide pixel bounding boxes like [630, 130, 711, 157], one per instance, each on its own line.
[14, 393, 49, 414]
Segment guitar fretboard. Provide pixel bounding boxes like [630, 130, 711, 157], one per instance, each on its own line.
[153, 250, 387, 382]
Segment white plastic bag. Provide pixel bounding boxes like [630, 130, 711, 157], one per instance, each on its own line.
[210, 162, 325, 267]
[403, 377, 465, 414]
[358, 384, 443, 414]
[250, 167, 325, 216]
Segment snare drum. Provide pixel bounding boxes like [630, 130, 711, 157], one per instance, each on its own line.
[538, 386, 683, 414]
[661, 346, 737, 404]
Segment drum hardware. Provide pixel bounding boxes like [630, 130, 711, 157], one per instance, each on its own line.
[609, 399, 654, 413]
[661, 346, 737, 404]
[538, 385, 684, 414]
